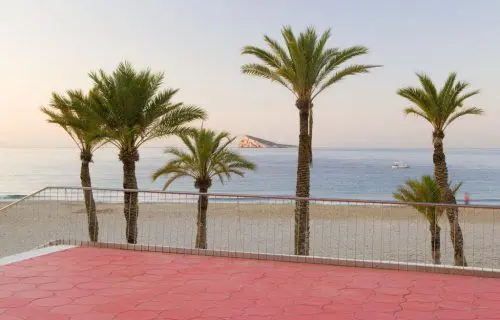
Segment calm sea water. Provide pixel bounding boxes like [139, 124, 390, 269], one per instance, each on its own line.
[1, 147, 499, 204]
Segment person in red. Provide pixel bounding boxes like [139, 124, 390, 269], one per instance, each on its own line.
[464, 192, 470, 205]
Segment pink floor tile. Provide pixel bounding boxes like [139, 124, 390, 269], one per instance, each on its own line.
[0, 247, 499, 319]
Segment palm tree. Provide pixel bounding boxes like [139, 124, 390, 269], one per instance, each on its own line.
[241, 26, 379, 255]
[393, 175, 462, 265]
[398, 73, 483, 266]
[89, 62, 207, 244]
[41, 90, 104, 242]
[152, 128, 256, 249]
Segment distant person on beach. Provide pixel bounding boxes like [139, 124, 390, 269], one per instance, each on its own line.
[464, 192, 470, 205]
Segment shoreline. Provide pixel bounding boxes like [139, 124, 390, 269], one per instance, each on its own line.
[3, 198, 500, 209]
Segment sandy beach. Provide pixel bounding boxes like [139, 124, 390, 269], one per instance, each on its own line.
[1, 199, 499, 268]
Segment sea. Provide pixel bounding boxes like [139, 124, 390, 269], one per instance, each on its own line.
[1, 147, 499, 205]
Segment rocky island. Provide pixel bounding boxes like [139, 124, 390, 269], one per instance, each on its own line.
[238, 135, 296, 148]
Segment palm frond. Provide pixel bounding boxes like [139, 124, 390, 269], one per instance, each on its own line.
[444, 107, 484, 129]
[311, 28, 331, 66]
[455, 90, 480, 107]
[89, 61, 206, 153]
[152, 161, 194, 184]
[393, 175, 443, 219]
[313, 64, 379, 99]
[437, 72, 457, 103]
[162, 173, 190, 190]
[152, 128, 256, 191]
[41, 89, 105, 153]
[281, 26, 306, 85]
[241, 46, 282, 69]
[403, 107, 432, 122]
[399, 72, 482, 131]
[397, 87, 434, 116]
[450, 180, 463, 195]
[416, 73, 439, 102]
[242, 27, 377, 101]
[263, 35, 292, 66]
[241, 63, 294, 94]
[150, 105, 206, 139]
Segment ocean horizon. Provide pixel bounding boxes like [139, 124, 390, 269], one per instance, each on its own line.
[1, 147, 500, 205]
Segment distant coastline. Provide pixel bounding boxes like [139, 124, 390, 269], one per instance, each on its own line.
[238, 135, 297, 148]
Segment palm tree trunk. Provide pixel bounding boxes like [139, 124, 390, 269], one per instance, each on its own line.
[80, 153, 98, 242]
[428, 217, 441, 265]
[433, 132, 466, 266]
[308, 104, 313, 165]
[121, 150, 139, 244]
[294, 99, 311, 256]
[196, 186, 209, 249]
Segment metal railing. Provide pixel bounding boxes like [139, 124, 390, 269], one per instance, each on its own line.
[1, 186, 499, 276]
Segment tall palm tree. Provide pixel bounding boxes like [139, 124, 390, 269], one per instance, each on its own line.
[393, 175, 462, 265]
[398, 72, 483, 266]
[241, 26, 379, 255]
[152, 128, 256, 249]
[41, 90, 104, 242]
[89, 62, 207, 244]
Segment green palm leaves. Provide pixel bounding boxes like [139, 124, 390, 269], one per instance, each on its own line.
[241, 26, 378, 100]
[152, 129, 256, 190]
[394, 175, 461, 220]
[398, 73, 483, 131]
[89, 61, 207, 151]
[41, 90, 103, 155]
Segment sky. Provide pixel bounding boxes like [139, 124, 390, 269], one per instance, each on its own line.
[0, 0, 499, 148]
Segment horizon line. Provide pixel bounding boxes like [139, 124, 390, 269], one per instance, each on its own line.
[1, 146, 499, 150]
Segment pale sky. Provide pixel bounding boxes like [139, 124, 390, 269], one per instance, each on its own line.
[0, 0, 499, 148]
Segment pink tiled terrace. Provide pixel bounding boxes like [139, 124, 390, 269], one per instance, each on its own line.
[0, 247, 499, 320]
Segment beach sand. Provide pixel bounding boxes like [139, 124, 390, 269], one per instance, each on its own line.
[1, 200, 499, 268]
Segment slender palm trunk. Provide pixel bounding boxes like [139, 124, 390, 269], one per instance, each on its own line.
[120, 150, 139, 244]
[428, 214, 441, 265]
[80, 152, 98, 242]
[308, 104, 313, 164]
[294, 99, 311, 256]
[433, 131, 466, 266]
[196, 186, 209, 249]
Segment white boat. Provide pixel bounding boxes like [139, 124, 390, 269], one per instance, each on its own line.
[392, 161, 410, 169]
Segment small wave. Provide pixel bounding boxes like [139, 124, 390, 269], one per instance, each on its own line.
[0, 194, 26, 200]
[458, 199, 500, 205]
[468, 199, 500, 202]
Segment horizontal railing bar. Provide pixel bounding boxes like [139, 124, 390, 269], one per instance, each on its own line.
[43, 239, 500, 279]
[0, 187, 49, 212]
[43, 186, 500, 210]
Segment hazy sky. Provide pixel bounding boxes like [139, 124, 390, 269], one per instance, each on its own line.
[1, 0, 499, 148]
